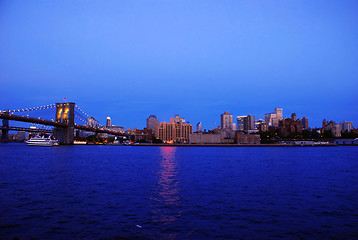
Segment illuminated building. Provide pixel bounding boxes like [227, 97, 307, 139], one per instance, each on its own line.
[255, 119, 264, 129]
[197, 122, 202, 132]
[147, 115, 159, 133]
[106, 116, 112, 127]
[170, 115, 185, 123]
[259, 123, 268, 132]
[275, 108, 283, 121]
[155, 115, 193, 143]
[243, 115, 255, 131]
[87, 116, 99, 128]
[265, 113, 277, 126]
[332, 124, 341, 137]
[265, 108, 283, 126]
[221, 112, 233, 130]
[237, 116, 246, 131]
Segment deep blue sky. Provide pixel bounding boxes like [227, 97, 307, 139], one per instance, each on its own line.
[1, 0, 357, 129]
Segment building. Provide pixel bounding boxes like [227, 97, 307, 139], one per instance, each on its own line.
[106, 125, 125, 133]
[259, 122, 268, 132]
[243, 115, 255, 131]
[322, 119, 342, 137]
[340, 121, 353, 132]
[147, 115, 159, 133]
[301, 117, 309, 130]
[237, 116, 246, 131]
[87, 116, 100, 128]
[265, 113, 277, 126]
[235, 132, 260, 144]
[155, 115, 193, 143]
[221, 112, 233, 130]
[291, 113, 297, 121]
[189, 133, 221, 144]
[80, 116, 100, 137]
[170, 115, 185, 123]
[133, 128, 152, 142]
[278, 115, 302, 137]
[275, 108, 283, 121]
[265, 108, 283, 126]
[255, 119, 264, 130]
[106, 117, 112, 127]
[197, 122, 203, 132]
[332, 124, 341, 137]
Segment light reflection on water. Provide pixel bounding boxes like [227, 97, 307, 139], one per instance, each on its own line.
[151, 147, 181, 238]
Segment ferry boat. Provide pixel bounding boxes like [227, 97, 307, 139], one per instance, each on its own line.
[26, 133, 59, 147]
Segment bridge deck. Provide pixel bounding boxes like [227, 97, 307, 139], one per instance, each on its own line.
[0, 113, 125, 136]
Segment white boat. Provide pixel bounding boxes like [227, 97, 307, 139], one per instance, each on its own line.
[26, 133, 59, 146]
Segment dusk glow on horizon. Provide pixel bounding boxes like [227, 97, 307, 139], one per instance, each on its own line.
[1, 0, 357, 129]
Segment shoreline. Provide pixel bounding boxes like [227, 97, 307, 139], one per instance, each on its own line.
[113, 143, 340, 147]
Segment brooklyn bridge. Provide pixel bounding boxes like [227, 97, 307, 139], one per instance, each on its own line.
[0, 102, 126, 144]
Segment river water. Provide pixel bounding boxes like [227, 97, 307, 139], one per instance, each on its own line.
[0, 144, 357, 239]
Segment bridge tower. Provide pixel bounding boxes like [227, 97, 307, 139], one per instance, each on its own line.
[54, 102, 75, 144]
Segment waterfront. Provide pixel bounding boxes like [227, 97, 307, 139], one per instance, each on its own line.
[1, 144, 358, 239]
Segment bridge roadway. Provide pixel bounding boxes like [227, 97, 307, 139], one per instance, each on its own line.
[0, 113, 126, 136]
[0, 126, 53, 133]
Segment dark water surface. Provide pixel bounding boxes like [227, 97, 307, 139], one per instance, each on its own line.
[0, 144, 358, 239]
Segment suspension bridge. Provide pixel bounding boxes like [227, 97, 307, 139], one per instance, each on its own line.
[0, 102, 126, 144]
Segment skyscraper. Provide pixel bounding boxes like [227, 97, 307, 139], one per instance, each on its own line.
[274, 108, 283, 121]
[106, 116, 112, 127]
[243, 115, 255, 131]
[197, 122, 202, 132]
[237, 116, 246, 131]
[265, 108, 283, 126]
[147, 115, 159, 133]
[265, 113, 277, 126]
[301, 117, 309, 130]
[221, 112, 233, 130]
[291, 113, 297, 121]
[87, 116, 99, 128]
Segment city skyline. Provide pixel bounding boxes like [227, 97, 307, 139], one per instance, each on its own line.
[1, 1, 357, 129]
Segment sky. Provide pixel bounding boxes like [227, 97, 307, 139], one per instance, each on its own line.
[1, 0, 357, 129]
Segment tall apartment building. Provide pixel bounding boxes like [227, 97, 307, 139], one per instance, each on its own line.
[291, 113, 297, 121]
[106, 117, 112, 127]
[155, 115, 193, 143]
[275, 108, 283, 121]
[147, 115, 159, 133]
[243, 115, 255, 131]
[301, 117, 309, 130]
[87, 116, 100, 128]
[265, 113, 277, 126]
[265, 108, 283, 126]
[340, 121, 353, 132]
[197, 122, 203, 132]
[237, 116, 246, 131]
[221, 112, 233, 130]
